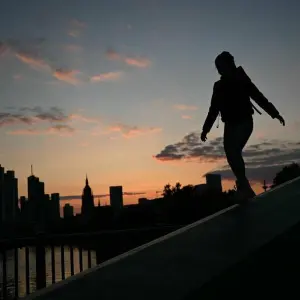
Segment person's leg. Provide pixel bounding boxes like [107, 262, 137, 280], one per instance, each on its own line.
[224, 118, 254, 197]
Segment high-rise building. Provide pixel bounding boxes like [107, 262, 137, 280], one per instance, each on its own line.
[51, 193, 61, 220]
[63, 203, 74, 218]
[20, 196, 29, 222]
[205, 173, 222, 192]
[81, 176, 94, 217]
[109, 186, 123, 210]
[27, 169, 46, 224]
[2, 170, 19, 223]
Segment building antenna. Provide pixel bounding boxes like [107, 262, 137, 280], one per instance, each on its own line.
[31, 164, 33, 176]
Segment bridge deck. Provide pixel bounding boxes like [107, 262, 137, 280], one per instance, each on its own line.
[23, 177, 300, 300]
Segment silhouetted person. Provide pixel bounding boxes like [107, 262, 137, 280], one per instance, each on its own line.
[201, 52, 285, 201]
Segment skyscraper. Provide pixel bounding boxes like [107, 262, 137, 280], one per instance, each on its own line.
[109, 186, 123, 210]
[2, 170, 19, 223]
[51, 193, 60, 220]
[81, 176, 94, 217]
[27, 169, 46, 224]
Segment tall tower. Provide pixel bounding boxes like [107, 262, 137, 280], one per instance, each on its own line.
[81, 175, 95, 217]
[109, 186, 123, 211]
[2, 170, 19, 223]
[27, 166, 46, 224]
[51, 193, 61, 220]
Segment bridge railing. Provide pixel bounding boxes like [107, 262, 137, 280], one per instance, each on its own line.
[0, 225, 181, 300]
[0, 236, 95, 300]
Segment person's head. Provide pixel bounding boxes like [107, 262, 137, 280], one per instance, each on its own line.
[215, 51, 236, 77]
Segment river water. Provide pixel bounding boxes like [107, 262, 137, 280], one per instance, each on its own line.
[0, 247, 97, 299]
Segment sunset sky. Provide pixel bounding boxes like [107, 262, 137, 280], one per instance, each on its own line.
[1, 0, 299, 212]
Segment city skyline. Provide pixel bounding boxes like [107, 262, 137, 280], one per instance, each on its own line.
[1, 1, 300, 204]
[0, 162, 225, 216]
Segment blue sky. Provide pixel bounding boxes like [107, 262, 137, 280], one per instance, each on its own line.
[0, 0, 299, 209]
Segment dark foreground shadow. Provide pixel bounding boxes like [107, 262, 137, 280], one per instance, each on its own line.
[183, 220, 300, 299]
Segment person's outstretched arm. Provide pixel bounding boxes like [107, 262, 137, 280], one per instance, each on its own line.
[239, 67, 285, 125]
[201, 83, 220, 141]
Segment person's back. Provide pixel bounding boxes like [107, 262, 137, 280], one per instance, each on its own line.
[201, 51, 285, 202]
[212, 66, 255, 124]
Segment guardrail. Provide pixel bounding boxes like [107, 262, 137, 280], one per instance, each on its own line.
[0, 225, 181, 299]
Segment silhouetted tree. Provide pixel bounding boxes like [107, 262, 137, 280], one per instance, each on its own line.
[172, 182, 182, 195]
[163, 183, 173, 198]
[272, 163, 300, 188]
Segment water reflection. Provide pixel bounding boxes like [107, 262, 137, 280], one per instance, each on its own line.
[0, 246, 97, 299]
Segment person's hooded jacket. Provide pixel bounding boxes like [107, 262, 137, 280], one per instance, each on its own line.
[202, 66, 280, 134]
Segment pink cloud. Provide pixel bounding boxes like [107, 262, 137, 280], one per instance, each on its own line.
[15, 53, 51, 71]
[15, 52, 82, 86]
[53, 68, 81, 85]
[106, 49, 151, 68]
[123, 57, 151, 68]
[90, 71, 122, 83]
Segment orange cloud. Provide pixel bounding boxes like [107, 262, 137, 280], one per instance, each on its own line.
[90, 71, 122, 83]
[15, 53, 51, 71]
[53, 69, 81, 85]
[181, 115, 192, 119]
[123, 57, 151, 68]
[106, 49, 151, 68]
[173, 104, 198, 111]
[15, 51, 82, 86]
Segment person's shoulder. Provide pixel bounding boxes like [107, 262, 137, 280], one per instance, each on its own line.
[237, 66, 251, 81]
[213, 79, 222, 89]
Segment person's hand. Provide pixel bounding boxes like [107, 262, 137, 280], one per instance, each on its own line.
[275, 115, 285, 126]
[201, 131, 207, 142]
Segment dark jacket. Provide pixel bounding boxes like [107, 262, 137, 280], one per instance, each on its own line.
[202, 66, 280, 134]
